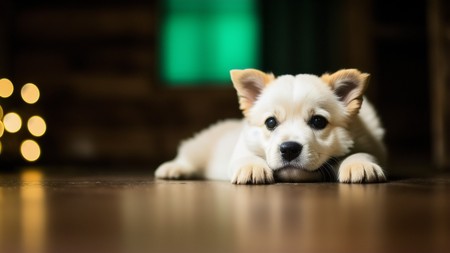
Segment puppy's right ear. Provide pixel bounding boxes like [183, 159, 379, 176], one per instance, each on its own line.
[230, 69, 274, 116]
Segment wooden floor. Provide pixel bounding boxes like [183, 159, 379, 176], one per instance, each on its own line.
[1, 167, 450, 253]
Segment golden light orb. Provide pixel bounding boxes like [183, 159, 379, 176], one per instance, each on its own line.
[27, 116, 47, 137]
[20, 140, 41, 162]
[3, 112, 22, 133]
[0, 78, 14, 98]
[0, 121, 4, 137]
[21, 83, 40, 104]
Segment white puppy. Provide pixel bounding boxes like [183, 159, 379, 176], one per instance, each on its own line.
[155, 69, 386, 184]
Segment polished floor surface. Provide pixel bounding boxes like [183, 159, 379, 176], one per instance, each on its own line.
[1, 167, 450, 253]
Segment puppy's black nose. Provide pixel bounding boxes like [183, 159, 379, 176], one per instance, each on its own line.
[280, 141, 302, 162]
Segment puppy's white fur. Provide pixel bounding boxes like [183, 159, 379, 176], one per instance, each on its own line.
[155, 69, 386, 184]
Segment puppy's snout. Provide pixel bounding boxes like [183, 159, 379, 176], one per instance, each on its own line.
[280, 141, 302, 162]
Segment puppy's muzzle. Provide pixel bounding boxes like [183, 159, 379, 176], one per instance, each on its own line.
[280, 141, 302, 162]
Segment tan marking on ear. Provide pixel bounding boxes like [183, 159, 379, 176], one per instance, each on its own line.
[321, 69, 370, 116]
[230, 69, 275, 116]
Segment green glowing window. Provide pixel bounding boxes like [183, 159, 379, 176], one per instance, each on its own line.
[160, 0, 260, 86]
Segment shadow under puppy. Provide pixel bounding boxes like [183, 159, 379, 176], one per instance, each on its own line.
[155, 69, 386, 184]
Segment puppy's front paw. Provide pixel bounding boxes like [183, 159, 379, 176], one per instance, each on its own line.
[155, 161, 196, 179]
[338, 159, 386, 183]
[232, 164, 274, 185]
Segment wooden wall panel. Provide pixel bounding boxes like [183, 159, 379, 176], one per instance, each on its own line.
[428, 0, 450, 169]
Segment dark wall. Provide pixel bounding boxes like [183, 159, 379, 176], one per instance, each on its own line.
[373, 0, 429, 156]
[0, 0, 431, 168]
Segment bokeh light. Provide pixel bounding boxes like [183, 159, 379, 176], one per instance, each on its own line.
[20, 140, 41, 162]
[27, 116, 47, 137]
[0, 121, 4, 137]
[3, 112, 22, 133]
[0, 105, 3, 118]
[0, 78, 14, 98]
[21, 83, 40, 104]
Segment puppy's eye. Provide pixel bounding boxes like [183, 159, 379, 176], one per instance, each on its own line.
[308, 115, 328, 130]
[265, 117, 278, 130]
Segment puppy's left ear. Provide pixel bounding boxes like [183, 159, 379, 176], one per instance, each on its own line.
[230, 69, 275, 116]
[321, 69, 369, 116]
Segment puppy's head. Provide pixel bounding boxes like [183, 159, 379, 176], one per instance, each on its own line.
[230, 68, 369, 172]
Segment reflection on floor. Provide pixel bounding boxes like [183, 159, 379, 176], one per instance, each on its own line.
[0, 167, 449, 253]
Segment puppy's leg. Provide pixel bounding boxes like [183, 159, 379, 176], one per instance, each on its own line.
[338, 153, 386, 183]
[155, 138, 204, 179]
[228, 133, 274, 184]
[155, 120, 241, 180]
[230, 156, 274, 184]
[155, 128, 214, 180]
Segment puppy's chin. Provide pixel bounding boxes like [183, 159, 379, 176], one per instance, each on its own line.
[273, 166, 324, 182]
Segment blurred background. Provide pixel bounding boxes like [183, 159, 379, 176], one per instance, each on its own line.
[0, 0, 447, 173]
